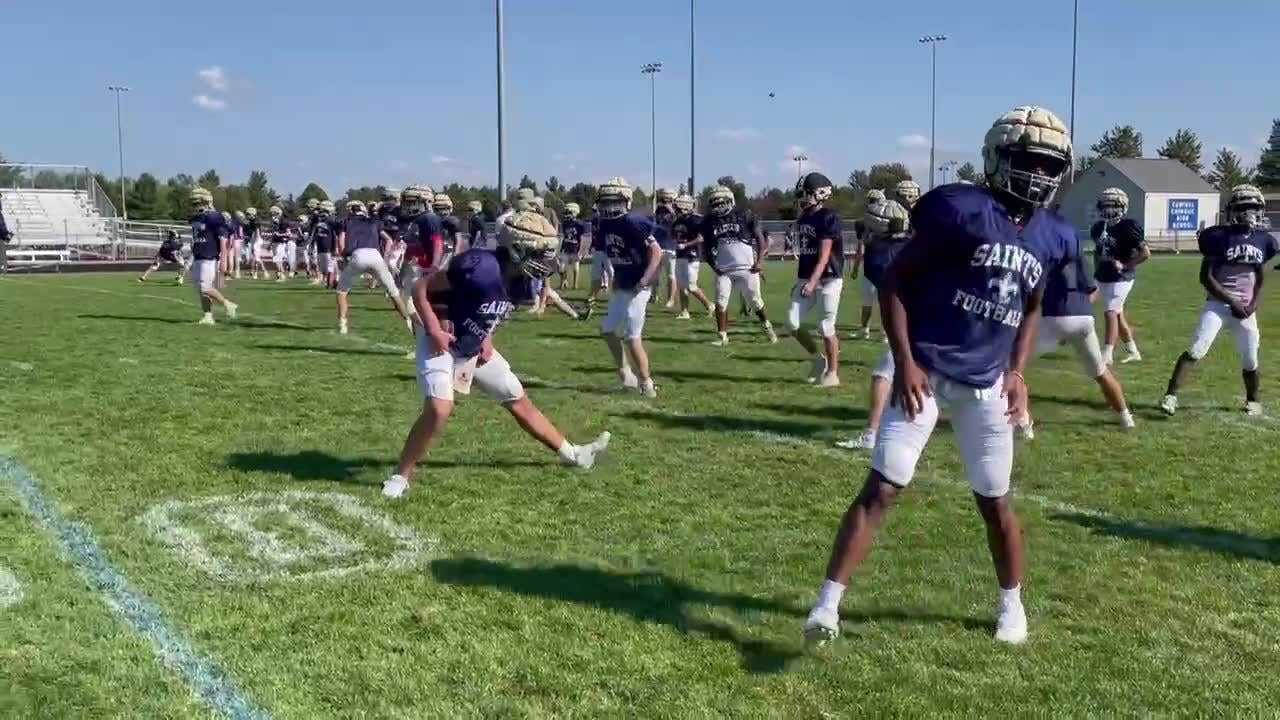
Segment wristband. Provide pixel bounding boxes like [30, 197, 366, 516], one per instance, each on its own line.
[1007, 370, 1025, 384]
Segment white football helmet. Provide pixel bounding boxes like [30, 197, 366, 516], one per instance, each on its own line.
[401, 185, 434, 214]
[894, 180, 921, 209]
[656, 188, 677, 207]
[499, 210, 560, 278]
[864, 199, 910, 236]
[708, 185, 735, 217]
[189, 187, 214, 211]
[244, 206, 258, 219]
[563, 202, 581, 219]
[1097, 187, 1129, 222]
[982, 105, 1073, 208]
[305, 198, 320, 212]
[866, 188, 886, 204]
[1226, 184, 1266, 229]
[467, 200, 483, 214]
[346, 200, 367, 216]
[432, 193, 454, 215]
[318, 200, 336, 215]
[233, 210, 246, 222]
[674, 194, 695, 215]
[269, 205, 283, 220]
[596, 177, 634, 219]
[298, 213, 310, 225]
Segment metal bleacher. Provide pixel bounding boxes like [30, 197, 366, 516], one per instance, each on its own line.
[1, 164, 120, 268]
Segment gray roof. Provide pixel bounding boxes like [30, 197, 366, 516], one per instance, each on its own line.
[1096, 158, 1217, 194]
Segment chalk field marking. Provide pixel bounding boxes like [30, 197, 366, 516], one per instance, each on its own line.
[0, 565, 23, 608]
[141, 491, 437, 583]
[0, 456, 268, 720]
[7, 361, 34, 371]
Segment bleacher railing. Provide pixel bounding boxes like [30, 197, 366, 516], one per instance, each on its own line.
[0, 163, 117, 219]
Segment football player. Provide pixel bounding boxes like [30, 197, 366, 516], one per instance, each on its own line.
[266, 205, 291, 282]
[187, 188, 239, 324]
[584, 201, 615, 318]
[838, 196, 910, 450]
[805, 106, 1076, 647]
[244, 207, 269, 280]
[383, 211, 612, 499]
[138, 229, 190, 284]
[850, 189, 887, 340]
[310, 201, 339, 288]
[467, 200, 486, 250]
[672, 193, 713, 319]
[1018, 232, 1135, 437]
[229, 210, 247, 279]
[398, 185, 445, 311]
[699, 185, 778, 346]
[789, 173, 844, 385]
[1091, 188, 1149, 364]
[433, 193, 460, 267]
[653, 188, 680, 308]
[335, 200, 414, 336]
[1160, 184, 1277, 417]
[596, 177, 662, 396]
[557, 203, 588, 290]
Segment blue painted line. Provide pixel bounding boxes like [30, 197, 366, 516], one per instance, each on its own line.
[0, 456, 269, 720]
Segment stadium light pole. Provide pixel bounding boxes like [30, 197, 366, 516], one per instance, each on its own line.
[940, 160, 958, 185]
[793, 153, 808, 181]
[918, 35, 946, 190]
[642, 62, 663, 209]
[496, 0, 507, 203]
[107, 84, 130, 221]
[689, 0, 695, 197]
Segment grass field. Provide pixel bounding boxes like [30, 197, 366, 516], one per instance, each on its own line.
[1, 258, 1278, 718]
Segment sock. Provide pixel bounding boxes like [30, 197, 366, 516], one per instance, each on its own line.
[557, 440, 577, 463]
[816, 579, 846, 611]
[202, 312, 213, 321]
[1125, 340, 1139, 354]
[999, 584, 1022, 606]
[1102, 344, 1114, 362]
[719, 331, 729, 343]
[762, 320, 773, 330]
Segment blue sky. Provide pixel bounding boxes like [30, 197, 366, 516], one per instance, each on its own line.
[3, 0, 1276, 197]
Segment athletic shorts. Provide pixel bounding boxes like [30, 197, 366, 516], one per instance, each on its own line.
[317, 252, 333, 275]
[713, 270, 764, 310]
[872, 349, 895, 381]
[191, 259, 218, 294]
[1187, 300, 1260, 371]
[1099, 280, 1134, 313]
[1036, 315, 1107, 378]
[676, 258, 700, 292]
[285, 240, 297, 266]
[271, 243, 289, 264]
[788, 278, 843, 336]
[660, 250, 677, 280]
[338, 247, 399, 296]
[872, 372, 1014, 498]
[415, 331, 524, 404]
[601, 287, 651, 340]
[591, 251, 614, 286]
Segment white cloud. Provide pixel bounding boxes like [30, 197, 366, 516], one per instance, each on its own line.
[192, 94, 226, 112]
[785, 144, 807, 156]
[197, 66, 229, 92]
[716, 128, 763, 142]
[430, 155, 454, 165]
[898, 134, 930, 150]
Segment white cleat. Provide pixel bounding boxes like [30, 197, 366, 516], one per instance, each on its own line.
[338, 319, 349, 335]
[1120, 351, 1142, 364]
[1159, 394, 1178, 416]
[197, 314, 215, 326]
[566, 432, 612, 469]
[224, 302, 238, 320]
[382, 474, 410, 499]
[1245, 401, 1263, 417]
[817, 371, 840, 388]
[710, 337, 730, 347]
[806, 355, 828, 384]
[1119, 411, 1136, 430]
[995, 599, 1028, 645]
[675, 311, 691, 320]
[835, 429, 877, 451]
[764, 326, 779, 344]
[176, 276, 184, 285]
[610, 372, 639, 393]
[803, 606, 840, 647]
[640, 380, 658, 398]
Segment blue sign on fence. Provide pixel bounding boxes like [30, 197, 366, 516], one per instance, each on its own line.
[1168, 198, 1199, 231]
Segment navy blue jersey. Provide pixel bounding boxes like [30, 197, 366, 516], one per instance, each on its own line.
[1042, 250, 1097, 318]
[267, 219, 290, 244]
[343, 216, 383, 254]
[403, 211, 443, 251]
[310, 217, 338, 253]
[189, 210, 227, 261]
[653, 209, 677, 251]
[468, 214, 486, 243]
[560, 218, 588, 255]
[243, 217, 259, 239]
[1091, 219, 1145, 283]
[1198, 224, 1278, 305]
[598, 212, 657, 291]
[904, 184, 1074, 387]
[157, 237, 182, 262]
[441, 216, 461, 250]
[672, 213, 703, 260]
[444, 250, 514, 359]
[699, 209, 758, 272]
[795, 206, 844, 280]
[378, 204, 402, 241]
[590, 215, 606, 252]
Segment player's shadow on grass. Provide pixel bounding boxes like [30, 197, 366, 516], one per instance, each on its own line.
[1054, 512, 1280, 564]
[619, 410, 828, 439]
[227, 450, 546, 483]
[573, 364, 773, 384]
[253, 343, 403, 357]
[78, 313, 190, 325]
[430, 557, 803, 674]
[752, 401, 869, 423]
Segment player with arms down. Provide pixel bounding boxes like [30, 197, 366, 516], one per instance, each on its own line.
[187, 187, 239, 325]
[804, 106, 1076, 647]
[788, 172, 844, 385]
[383, 210, 612, 499]
[671, 193, 713, 319]
[699, 185, 778, 347]
[595, 177, 663, 396]
[1091, 188, 1150, 364]
[1160, 184, 1277, 417]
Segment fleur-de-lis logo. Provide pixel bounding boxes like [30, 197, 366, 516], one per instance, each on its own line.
[989, 273, 1019, 304]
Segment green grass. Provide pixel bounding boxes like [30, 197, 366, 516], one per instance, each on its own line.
[0, 259, 1277, 718]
